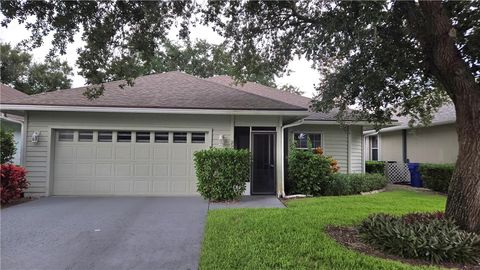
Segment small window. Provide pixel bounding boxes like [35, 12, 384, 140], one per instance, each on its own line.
[294, 133, 322, 149]
[155, 132, 169, 143]
[136, 132, 151, 143]
[78, 131, 93, 142]
[117, 131, 131, 142]
[370, 136, 379, 161]
[58, 130, 74, 142]
[98, 131, 113, 142]
[173, 132, 187, 143]
[192, 132, 205, 143]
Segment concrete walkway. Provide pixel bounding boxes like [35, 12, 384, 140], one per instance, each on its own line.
[209, 195, 285, 210]
[1, 197, 208, 270]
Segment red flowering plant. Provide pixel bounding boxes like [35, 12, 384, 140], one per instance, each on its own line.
[1, 164, 29, 205]
[313, 147, 340, 173]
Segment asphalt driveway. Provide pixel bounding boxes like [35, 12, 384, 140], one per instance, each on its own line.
[1, 197, 208, 270]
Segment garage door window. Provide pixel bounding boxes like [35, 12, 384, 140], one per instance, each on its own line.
[155, 132, 169, 143]
[98, 131, 113, 142]
[173, 132, 187, 143]
[117, 131, 131, 142]
[78, 131, 93, 142]
[58, 130, 74, 141]
[192, 133, 205, 143]
[136, 132, 151, 143]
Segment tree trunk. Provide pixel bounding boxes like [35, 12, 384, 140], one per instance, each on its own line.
[413, 1, 480, 233]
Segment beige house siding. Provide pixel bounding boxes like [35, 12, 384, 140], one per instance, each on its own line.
[377, 124, 458, 163]
[24, 111, 235, 196]
[406, 124, 458, 163]
[287, 124, 363, 173]
[379, 131, 403, 162]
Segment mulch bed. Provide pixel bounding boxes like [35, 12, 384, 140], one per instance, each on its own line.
[325, 226, 480, 270]
[0, 197, 35, 209]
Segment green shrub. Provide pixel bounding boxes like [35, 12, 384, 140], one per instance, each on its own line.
[365, 161, 385, 175]
[358, 213, 480, 264]
[288, 148, 333, 196]
[419, 163, 454, 193]
[0, 129, 16, 164]
[194, 148, 250, 201]
[326, 173, 387, 195]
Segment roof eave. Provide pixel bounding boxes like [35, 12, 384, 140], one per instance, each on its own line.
[0, 104, 310, 116]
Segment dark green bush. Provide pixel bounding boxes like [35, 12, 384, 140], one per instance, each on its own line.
[0, 129, 16, 164]
[365, 161, 385, 175]
[194, 148, 250, 201]
[419, 163, 454, 193]
[326, 173, 387, 196]
[358, 213, 480, 264]
[288, 148, 333, 196]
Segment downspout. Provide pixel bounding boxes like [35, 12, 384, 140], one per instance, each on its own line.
[280, 119, 305, 197]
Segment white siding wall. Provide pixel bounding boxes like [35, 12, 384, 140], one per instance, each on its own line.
[349, 126, 363, 173]
[24, 111, 234, 196]
[288, 124, 363, 174]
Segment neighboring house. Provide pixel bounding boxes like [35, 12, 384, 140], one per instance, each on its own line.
[364, 104, 457, 164]
[0, 84, 28, 165]
[1, 71, 368, 197]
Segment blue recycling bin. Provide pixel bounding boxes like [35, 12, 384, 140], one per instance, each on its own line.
[408, 163, 423, 187]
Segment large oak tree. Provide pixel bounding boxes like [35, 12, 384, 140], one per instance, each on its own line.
[1, 1, 479, 232]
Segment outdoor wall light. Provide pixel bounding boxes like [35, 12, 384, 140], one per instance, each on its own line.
[31, 131, 40, 144]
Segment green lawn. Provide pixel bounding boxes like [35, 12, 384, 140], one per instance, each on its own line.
[200, 190, 446, 270]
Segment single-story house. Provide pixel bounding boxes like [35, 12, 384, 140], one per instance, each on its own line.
[1, 71, 368, 197]
[1, 84, 28, 165]
[364, 103, 457, 164]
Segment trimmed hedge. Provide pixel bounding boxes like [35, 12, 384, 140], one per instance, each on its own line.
[365, 161, 385, 175]
[288, 148, 334, 196]
[325, 173, 388, 196]
[359, 212, 480, 264]
[419, 163, 454, 193]
[1, 164, 29, 205]
[194, 148, 250, 201]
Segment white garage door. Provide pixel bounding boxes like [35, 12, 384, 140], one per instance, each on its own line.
[53, 130, 209, 195]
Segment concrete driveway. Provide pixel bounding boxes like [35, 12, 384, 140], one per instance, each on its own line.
[1, 197, 208, 270]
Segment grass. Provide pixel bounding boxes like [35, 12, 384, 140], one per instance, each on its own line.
[200, 190, 446, 270]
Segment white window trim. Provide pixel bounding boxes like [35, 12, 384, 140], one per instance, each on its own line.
[370, 135, 379, 161]
[293, 131, 324, 150]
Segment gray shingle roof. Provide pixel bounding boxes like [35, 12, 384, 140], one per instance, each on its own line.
[3, 72, 306, 111]
[1, 84, 27, 102]
[207, 75, 362, 121]
[393, 103, 456, 126]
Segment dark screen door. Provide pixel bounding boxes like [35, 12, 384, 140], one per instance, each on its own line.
[252, 133, 276, 194]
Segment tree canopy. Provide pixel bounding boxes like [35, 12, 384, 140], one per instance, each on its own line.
[0, 43, 73, 94]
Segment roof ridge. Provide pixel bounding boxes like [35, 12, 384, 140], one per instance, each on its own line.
[186, 74, 307, 110]
[204, 75, 309, 110]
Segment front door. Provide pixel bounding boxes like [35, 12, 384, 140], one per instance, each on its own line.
[251, 132, 276, 194]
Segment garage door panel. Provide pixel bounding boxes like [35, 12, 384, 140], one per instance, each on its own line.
[114, 163, 132, 177]
[153, 164, 169, 177]
[115, 145, 132, 160]
[95, 163, 113, 176]
[96, 146, 113, 159]
[134, 145, 151, 160]
[53, 130, 208, 196]
[76, 146, 95, 160]
[134, 164, 151, 177]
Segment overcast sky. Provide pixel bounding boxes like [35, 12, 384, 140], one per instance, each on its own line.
[0, 18, 321, 98]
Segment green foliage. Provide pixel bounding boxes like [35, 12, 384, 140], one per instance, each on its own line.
[278, 84, 304, 95]
[359, 213, 480, 264]
[193, 148, 250, 201]
[0, 129, 16, 164]
[0, 43, 72, 94]
[287, 148, 333, 196]
[201, 190, 446, 269]
[419, 163, 455, 193]
[325, 173, 387, 196]
[365, 161, 385, 175]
